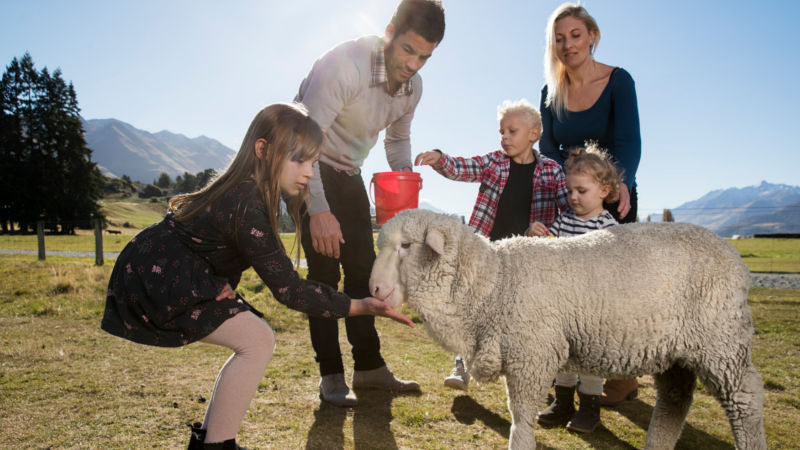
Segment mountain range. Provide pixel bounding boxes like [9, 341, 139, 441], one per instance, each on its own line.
[83, 118, 798, 236]
[657, 181, 800, 236]
[82, 118, 235, 183]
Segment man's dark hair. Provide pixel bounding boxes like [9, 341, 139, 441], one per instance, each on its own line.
[390, 0, 445, 44]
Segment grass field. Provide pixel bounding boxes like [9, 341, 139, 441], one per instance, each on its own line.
[1, 197, 797, 271]
[0, 254, 798, 449]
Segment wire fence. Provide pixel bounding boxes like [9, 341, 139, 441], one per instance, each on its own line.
[1, 208, 798, 271]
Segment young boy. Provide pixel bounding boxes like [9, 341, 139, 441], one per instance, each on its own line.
[415, 98, 568, 389]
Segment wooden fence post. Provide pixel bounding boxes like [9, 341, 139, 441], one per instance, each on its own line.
[94, 218, 104, 266]
[37, 220, 45, 261]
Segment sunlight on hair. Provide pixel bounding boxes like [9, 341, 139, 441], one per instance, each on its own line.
[354, 11, 381, 36]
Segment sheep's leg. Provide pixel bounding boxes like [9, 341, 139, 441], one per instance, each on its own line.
[644, 364, 696, 450]
[705, 363, 766, 450]
[504, 372, 545, 450]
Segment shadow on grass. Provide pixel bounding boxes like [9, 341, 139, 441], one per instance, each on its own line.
[305, 389, 422, 450]
[573, 398, 734, 449]
[450, 395, 561, 449]
[450, 395, 510, 439]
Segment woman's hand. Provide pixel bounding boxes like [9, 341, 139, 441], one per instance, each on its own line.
[414, 150, 442, 167]
[349, 297, 415, 328]
[526, 222, 550, 237]
[216, 283, 236, 301]
[617, 183, 631, 219]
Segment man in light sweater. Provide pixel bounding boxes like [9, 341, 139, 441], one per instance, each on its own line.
[295, 0, 445, 407]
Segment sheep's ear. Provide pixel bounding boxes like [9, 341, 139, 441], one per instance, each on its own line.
[425, 228, 445, 255]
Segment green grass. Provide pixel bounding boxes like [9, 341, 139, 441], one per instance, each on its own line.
[100, 196, 169, 232]
[727, 238, 800, 273]
[0, 254, 798, 448]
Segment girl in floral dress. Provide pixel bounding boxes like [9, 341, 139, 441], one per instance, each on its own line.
[101, 103, 412, 449]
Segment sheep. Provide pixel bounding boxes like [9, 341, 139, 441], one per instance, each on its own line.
[369, 209, 766, 450]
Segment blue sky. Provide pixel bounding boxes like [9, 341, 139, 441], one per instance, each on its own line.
[2, 0, 798, 219]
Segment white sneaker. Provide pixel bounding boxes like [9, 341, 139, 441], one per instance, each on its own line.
[443, 357, 469, 390]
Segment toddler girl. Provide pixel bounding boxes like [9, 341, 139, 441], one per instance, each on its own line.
[530, 143, 621, 433]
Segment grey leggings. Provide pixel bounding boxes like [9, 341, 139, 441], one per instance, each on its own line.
[199, 311, 275, 443]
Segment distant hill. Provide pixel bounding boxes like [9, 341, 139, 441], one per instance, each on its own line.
[83, 118, 235, 183]
[665, 181, 800, 236]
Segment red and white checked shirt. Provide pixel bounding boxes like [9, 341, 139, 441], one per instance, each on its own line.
[433, 150, 569, 237]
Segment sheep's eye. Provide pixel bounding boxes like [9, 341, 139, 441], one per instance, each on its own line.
[401, 242, 411, 249]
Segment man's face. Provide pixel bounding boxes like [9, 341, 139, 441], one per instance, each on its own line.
[384, 29, 436, 90]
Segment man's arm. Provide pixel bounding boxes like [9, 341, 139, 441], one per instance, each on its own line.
[296, 47, 360, 257]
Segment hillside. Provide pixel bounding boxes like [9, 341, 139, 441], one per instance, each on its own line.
[669, 181, 800, 236]
[100, 197, 168, 234]
[83, 118, 235, 183]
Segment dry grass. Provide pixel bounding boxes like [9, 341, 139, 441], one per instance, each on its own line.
[0, 255, 798, 449]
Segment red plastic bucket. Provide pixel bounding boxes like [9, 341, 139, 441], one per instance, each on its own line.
[369, 171, 423, 225]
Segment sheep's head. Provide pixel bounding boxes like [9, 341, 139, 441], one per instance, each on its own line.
[369, 209, 462, 308]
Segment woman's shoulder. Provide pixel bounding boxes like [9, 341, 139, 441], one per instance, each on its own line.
[609, 66, 636, 87]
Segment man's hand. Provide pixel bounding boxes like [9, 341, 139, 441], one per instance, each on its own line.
[310, 211, 345, 258]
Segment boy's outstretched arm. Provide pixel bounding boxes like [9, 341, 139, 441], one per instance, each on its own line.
[414, 149, 442, 166]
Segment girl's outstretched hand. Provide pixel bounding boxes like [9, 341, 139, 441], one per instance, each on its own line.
[350, 297, 415, 328]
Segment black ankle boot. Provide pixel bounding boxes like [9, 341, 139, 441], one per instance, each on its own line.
[187, 422, 246, 450]
[537, 385, 576, 426]
[567, 392, 601, 433]
[202, 439, 245, 450]
[187, 422, 206, 449]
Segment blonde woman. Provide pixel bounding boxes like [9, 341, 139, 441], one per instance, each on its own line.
[539, 3, 642, 406]
[538, 2, 642, 407]
[101, 103, 413, 449]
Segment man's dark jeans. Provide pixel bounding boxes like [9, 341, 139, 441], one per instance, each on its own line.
[301, 163, 385, 376]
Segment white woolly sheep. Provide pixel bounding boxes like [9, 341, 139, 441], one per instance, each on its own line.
[369, 209, 766, 450]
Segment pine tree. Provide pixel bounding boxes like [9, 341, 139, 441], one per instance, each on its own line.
[156, 172, 172, 189]
[0, 53, 103, 233]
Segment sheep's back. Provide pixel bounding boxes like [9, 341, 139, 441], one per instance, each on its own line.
[496, 223, 751, 375]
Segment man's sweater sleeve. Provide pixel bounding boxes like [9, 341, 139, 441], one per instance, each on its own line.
[296, 49, 359, 215]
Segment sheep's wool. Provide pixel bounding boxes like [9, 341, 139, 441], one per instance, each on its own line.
[370, 209, 766, 450]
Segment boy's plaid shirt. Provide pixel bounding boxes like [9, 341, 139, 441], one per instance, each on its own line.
[432, 150, 568, 237]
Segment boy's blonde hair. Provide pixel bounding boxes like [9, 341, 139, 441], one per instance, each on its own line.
[563, 142, 622, 201]
[497, 98, 542, 133]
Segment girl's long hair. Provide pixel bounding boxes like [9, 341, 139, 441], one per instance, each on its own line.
[543, 2, 601, 120]
[169, 102, 322, 260]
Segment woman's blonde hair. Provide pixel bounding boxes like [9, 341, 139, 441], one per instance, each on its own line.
[564, 142, 621, 201]
[543, 2, 601, 120]
[169, 102, 322, 259]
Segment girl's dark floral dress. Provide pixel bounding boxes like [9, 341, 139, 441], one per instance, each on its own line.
[101, 179, 351, 347]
